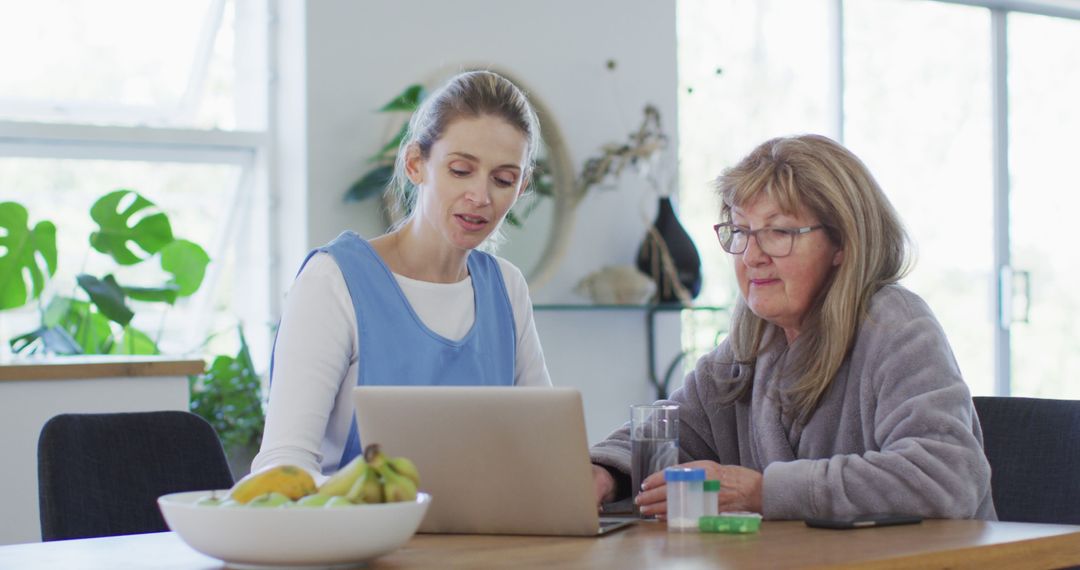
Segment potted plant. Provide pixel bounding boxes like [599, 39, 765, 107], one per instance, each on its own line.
[189, 325, 265, 478]
[0, 193, 263, 469]
[3, 190, 209, 355]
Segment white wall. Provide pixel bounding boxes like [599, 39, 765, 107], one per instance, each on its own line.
[278, 0, 682, 443]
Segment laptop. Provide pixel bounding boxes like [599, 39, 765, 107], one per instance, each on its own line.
[352, 386, 637, 536]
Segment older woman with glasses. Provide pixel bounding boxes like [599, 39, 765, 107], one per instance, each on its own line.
[590, 134, 997, 521]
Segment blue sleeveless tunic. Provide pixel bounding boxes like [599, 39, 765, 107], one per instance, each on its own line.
[308, 232, 516, 468]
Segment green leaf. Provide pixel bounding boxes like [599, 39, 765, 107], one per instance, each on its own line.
[47, 297, 114, 354]
[77, 274, 134, 326]
[373, 122, 409, 160]
[0, 202, 57, 310]
[42, 296, 74, 327]
[340, 83, 425, 205]
[9, 326, 83, 355]
[89, 189, 174, 266]
[527, 157, 555, 197]
[345, 164, 394, 202]
[510, 193, 544, 223]
[9, 330, 39, 351]
[42, 326, 82, 354]
[123, 284, 180, 304]
[236, 326, 256, 377]
[189, 326, 265, 451]
[108, 325, 159, 355]
[9, 328, 43, 354]
[378, 84, 425, 112]
[160, 239, 210, 297]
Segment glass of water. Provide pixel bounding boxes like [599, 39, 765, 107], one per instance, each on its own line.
[630, 404, 679, 517]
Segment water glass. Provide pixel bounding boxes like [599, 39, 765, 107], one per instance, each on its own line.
[630, 404, 679, 516]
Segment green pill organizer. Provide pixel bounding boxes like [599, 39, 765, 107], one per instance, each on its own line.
[698, 512, 763, 534]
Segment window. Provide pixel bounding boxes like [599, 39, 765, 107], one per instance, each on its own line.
[845, 0, 995, 395]
[0, 0, 271, 361]
[677, 0, 1080, 397]
[676, 0, 834, 366]
[0, 0, 265, 130]
[1007, 12, 1080, 397]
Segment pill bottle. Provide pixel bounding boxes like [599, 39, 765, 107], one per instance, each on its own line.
[702, 480, 720, 517]
[664, 467, 705, 532]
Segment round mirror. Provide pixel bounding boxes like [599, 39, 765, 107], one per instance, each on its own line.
[377, 66, 577, 290]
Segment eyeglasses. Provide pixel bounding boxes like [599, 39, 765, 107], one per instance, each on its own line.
[713, 222, 824, 257]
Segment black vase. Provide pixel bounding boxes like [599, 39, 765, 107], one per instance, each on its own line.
[636, 197, 702, 303]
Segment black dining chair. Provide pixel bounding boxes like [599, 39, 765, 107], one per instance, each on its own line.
[973, 396, 1080, 524]
[37, 410, 235, 541]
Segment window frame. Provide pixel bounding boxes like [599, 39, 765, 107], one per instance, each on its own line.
[678, 0, 1080, 396]
[833, 0, 1079, 395]
[0, 0, 275, 360]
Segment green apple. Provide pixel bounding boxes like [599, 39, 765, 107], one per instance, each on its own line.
[247, 492, 293, 508]
[296, 494, 333, 507]
[324, 496, 353, 508]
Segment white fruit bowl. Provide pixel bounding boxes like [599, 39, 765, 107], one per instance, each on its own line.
[158, 490, 431, 567]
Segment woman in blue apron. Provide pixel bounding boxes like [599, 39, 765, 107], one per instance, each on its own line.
[253, 71, 553, 479]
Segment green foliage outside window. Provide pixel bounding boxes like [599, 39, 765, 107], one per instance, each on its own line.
[0, 191, 263, 453]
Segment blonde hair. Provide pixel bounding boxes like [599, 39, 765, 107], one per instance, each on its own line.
[388, 70, 541, 228]
[715, 134, 912, 422]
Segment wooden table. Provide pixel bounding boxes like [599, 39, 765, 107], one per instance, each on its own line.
[2, 519, 1079, 569]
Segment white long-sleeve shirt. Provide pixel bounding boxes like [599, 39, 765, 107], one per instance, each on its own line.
[252, 252, 552, 479]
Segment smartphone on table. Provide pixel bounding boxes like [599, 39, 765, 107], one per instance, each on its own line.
[804, 514, 923, 530]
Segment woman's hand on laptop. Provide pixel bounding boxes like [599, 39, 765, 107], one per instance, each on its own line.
[637, 461, 763, 517]
[592, 464, 617, 509]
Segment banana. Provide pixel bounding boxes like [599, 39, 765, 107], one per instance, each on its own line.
[387, 456, 421, 487]
[317, 455, 367, 497]
[363, 443, 388, 470]
[346, 463, 385, 504]
[228, 465, 317, 504]
[354, 443, 421, 503]
[378, 463, 418, 503]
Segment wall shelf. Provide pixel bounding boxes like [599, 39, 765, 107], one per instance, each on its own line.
[534, 303, 728, 399]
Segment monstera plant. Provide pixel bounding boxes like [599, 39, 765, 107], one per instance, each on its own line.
[2, 191, 264, 466]
[4, 189, 210, 355]
[0, 201, 58, 312]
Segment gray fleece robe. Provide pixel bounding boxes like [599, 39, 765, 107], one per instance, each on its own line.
[591, 285, 997, 520]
